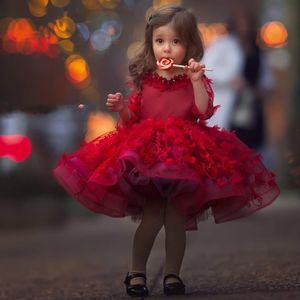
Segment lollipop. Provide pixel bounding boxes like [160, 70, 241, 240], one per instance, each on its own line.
[156, 57, 212, 71]
[156, 57, 174, 70]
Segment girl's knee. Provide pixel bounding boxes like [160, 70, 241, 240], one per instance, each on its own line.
[164, 201, 185, 228]
[165, 200, 179, 217]
[141, 199, 165, 228]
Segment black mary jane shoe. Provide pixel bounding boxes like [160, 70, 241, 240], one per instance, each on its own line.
[163, 274, 185, 296]
[124, 272, 149, 297]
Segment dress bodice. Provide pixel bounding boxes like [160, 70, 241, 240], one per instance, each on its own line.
[140, 73, 196, 121]
[126, 72, 216, 125]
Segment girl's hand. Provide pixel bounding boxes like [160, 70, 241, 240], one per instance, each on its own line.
[186, 58, 205, 82]
[106, 92, 126, 112]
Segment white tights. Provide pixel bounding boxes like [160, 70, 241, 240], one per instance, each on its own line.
[130, 198, 186, 279]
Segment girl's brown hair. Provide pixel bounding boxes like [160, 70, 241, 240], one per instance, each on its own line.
[129, 6, 204, 90]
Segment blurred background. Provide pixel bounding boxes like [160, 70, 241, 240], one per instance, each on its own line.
[0, 0, 299, 229]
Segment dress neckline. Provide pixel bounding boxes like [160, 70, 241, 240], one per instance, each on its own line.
[152, 71, 188, 83]
[142, 71, 190, 91]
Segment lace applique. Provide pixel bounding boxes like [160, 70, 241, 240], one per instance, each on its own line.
[142, 71, 190, 91]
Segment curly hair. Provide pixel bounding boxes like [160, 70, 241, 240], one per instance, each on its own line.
[128, 6, 204, 91]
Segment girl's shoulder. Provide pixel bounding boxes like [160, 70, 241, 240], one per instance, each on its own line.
[141, 71, 191, 91]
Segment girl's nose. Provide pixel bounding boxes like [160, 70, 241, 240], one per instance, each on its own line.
[163, 43, 171, 52]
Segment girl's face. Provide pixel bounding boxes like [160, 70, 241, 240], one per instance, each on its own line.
[152, 23, 186, 68]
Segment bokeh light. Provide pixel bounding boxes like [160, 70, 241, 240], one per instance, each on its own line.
[260, 21, 288, 48]
[5, 18, 35, 44]
[99, 0, 120, 10]
[50, 0, 70, 8]
[40, 27, 60, 57]
[59, 39, 74, 54]
[28, 0, 49, 18]
[152, 0, 182, 10]
[85, 111, 116, 142]
[81, 0, 102, 11]
[65, 54, 91, 88]
[90, 29, 112, 52]
[53, 15, 76, 39]
[0, 135, 32, 163]
[198, 23, 227, 48]
[2, 18, 59, 57]
[3, 18, 35, 53]
[76, 23, 90, 41]
[101, 19, 123, 41]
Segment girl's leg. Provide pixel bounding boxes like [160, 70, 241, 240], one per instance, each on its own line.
[130, 198, 165, 284]
[164, 200, 186, 283]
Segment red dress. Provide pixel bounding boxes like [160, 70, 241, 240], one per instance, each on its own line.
[53, 72, 280, 230]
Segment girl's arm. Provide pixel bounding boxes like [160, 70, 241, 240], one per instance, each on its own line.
[187, 58, 217, 120]
[191, 79, 209, 114]
[187, 59, 209, 113]
[106, 92, 139, 126]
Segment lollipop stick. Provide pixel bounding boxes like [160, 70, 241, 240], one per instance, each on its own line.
[173, 64, 213, 71]
[173, 64, 186, 69]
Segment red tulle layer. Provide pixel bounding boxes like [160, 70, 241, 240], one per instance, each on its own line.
[53, 117, 279, 230]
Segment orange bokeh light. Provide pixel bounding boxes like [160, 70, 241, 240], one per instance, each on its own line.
[0, 135, 32, 163]
[198, 23, 227, 48]
[260, 21, 288, 48]
[68, 60, 88, 82]
[28, 0, 49, 17]
[153, 0, 182, 10]
[65, 55, 90, 87]
[2, 18, 59, 56]
[6, 18, 35, 44]
[81, 0, 102, 11]
[3, 18, 36, 53]
[53, 15, 76, 39]
[99, 0, 120, 10]
[85, 112, 116, 142]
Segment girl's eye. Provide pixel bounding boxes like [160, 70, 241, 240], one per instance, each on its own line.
[173, 39, 180, 44]
[156, 38, 163, 44]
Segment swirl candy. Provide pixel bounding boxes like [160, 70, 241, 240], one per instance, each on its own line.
[156, 57, 212, 71]
[156, 57, 174, 70]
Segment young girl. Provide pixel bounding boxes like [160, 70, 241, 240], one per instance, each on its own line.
[53, 6, 280, 297]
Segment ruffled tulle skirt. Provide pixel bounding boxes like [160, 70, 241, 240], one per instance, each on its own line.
[53, 117, 280, 230]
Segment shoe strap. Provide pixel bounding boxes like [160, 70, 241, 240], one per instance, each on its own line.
[129, 272, 146, 279]
[124, 272, 147, 284]
[164, 274, 184, 285]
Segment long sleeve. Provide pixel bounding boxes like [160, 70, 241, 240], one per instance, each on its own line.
[117, 90, 141, 128]
[127, 90, 141, 121]
[192, 75, 219, 120]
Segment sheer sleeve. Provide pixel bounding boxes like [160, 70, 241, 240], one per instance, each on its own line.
[127, 90, 141, 121]
[192, 75, 219, 120]
[117, 89, 141, 128]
